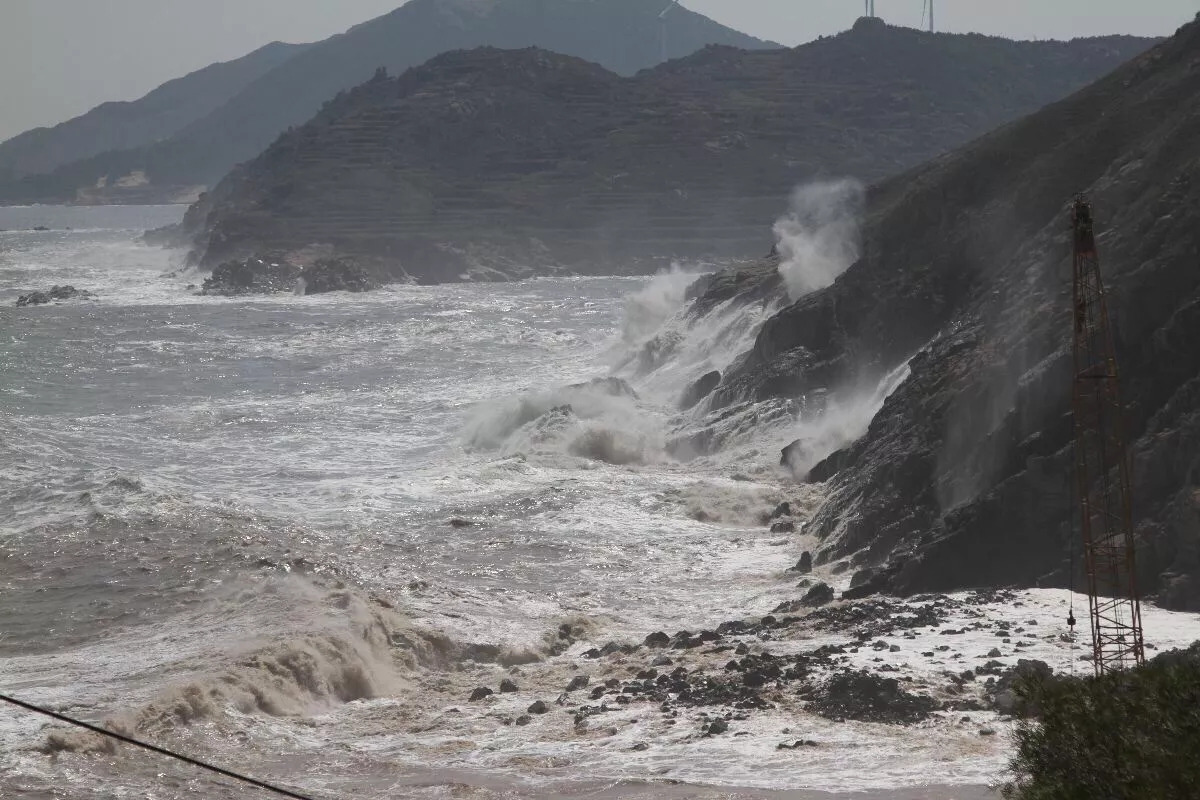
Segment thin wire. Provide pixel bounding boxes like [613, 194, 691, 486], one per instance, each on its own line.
[0, 692, 320, 800]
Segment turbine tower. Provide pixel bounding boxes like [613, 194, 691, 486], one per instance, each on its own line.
[922, 0, 935, 32]
[659, 0, 680, 64]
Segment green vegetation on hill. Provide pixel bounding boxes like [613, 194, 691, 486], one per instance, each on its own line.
[1004, 644, 1200, 799]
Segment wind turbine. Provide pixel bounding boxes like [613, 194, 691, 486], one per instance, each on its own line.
[922, 0, 935, 32]
[659, 0, 679, 64]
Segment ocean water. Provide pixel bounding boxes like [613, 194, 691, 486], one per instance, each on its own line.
[1, 206, 1196, 800]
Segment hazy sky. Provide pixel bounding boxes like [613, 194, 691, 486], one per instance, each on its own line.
[2, 0, 1196, 143]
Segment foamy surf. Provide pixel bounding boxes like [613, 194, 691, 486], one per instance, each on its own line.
[2, 205, 1198, 800]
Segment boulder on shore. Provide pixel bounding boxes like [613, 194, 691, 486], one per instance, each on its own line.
[810, 670, 939, 724]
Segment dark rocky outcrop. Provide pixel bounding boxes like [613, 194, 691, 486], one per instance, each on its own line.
[809, 670, 939, 724]
[702, 15, 1200, 608]
[15, 285, 93, 307]
[199, 254, 301, 296]
[173, 26, 1153, 281]
[298, 257, 379, 295]
[800, 582, 834, 607]
[788, 551, 813, 574]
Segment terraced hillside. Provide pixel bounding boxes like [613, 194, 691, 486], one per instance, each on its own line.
[179, 19, 1155, 280]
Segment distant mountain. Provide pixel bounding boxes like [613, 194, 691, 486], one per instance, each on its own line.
[0, 41, 307, 183]
[693, 13, 1200, 609]
[0, 0, 775, 205]
[174, 20, 1155, 282]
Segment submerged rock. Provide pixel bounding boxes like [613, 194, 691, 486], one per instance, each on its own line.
[15, 285, 92, 306]
[569, 376, 639, 399]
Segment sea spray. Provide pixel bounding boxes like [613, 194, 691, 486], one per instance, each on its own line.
[783, 361, 912, 478]
[773, 179, 865, 301]
[618, 264, 700, 349]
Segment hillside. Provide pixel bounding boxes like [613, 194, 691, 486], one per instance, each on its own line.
[0, 0, 774, 205]
[0, 41, 307, 189]
[176, 21, 1155, 281]
[690, 14, 1200, 609]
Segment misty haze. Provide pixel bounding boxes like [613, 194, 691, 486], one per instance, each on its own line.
[2, 2, 1200, 799]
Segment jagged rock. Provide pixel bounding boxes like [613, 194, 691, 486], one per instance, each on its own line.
[770, 502, 792, 520]
[770, 520, 796, 533]
[801, 582, 835, 607]
[470, 687, 493, 701]
[499, 679, 519, 693]
[299, 256, 378, 294]
[565, 675, 590, 692]
[527, 700, 548, 714]
[200, 253, 300, 295]
[788, 552, 813, 574]
[515, 714, 532, 726]
[679, 370, 721, 410]
[15, 285, 92, 306]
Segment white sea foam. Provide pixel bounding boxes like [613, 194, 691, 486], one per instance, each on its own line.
[3, 207, 1198, 798]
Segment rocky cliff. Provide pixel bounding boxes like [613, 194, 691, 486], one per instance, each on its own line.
[176, 21, 1155, 281]
[0, 0, 774, 206]
[693, 14, 1200, 609]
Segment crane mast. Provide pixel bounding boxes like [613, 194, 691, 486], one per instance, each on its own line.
[1070, 195, 1145, 674]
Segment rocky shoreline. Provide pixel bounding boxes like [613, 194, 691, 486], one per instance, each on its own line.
[454, 585, 1080, 752]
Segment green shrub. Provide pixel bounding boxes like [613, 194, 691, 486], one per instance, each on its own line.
[1003, 643, 1200, 799]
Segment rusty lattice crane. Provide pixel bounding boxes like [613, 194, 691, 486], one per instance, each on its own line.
[1070, 194, 1145, 674]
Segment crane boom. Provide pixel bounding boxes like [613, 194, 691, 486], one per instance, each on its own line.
[1070, 194, 1145, 674]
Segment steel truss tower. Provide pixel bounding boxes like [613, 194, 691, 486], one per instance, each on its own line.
[1070, 194, 1145, 674]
